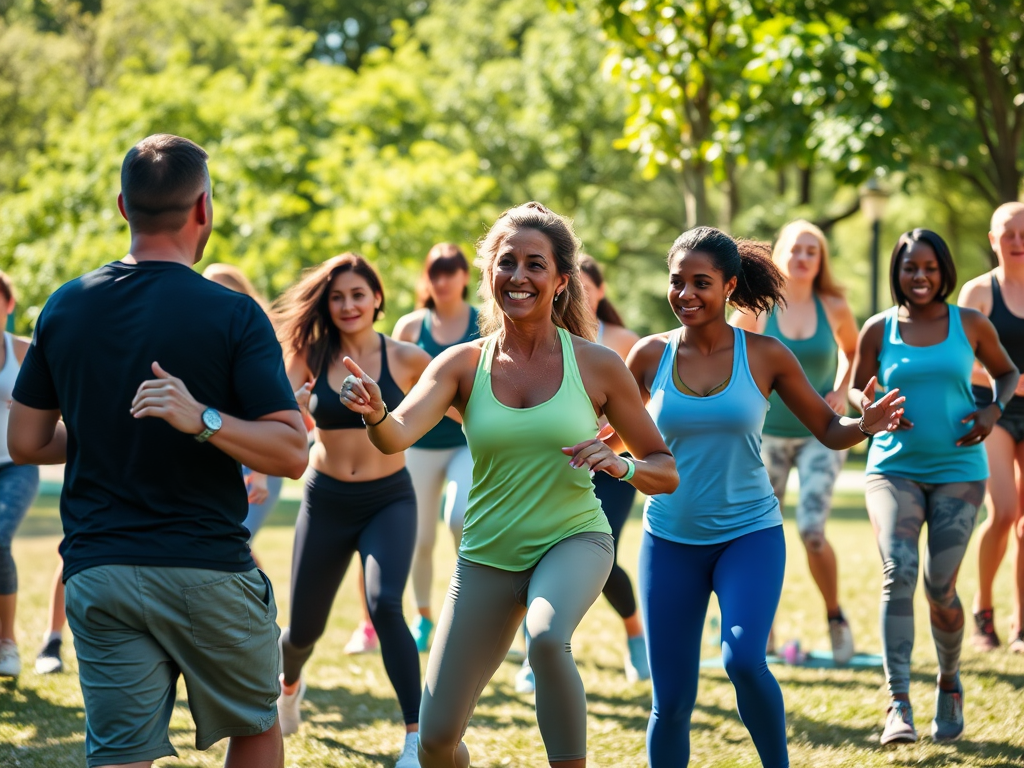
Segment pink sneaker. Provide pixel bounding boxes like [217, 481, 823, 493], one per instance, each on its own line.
[344, 621, 379, 654]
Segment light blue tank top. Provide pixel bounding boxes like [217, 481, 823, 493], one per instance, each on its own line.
[865, 306, 988, 483]
[644, 327, 781, 545]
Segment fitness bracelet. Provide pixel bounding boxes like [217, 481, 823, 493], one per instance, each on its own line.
[619, 456, 636, 482]
[363, 403, 390, 428]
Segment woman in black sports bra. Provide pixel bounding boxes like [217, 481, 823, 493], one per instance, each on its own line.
[958, 201, 1024, 654]
[272, 253, 433, 765]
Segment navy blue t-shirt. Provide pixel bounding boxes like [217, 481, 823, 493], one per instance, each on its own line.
[13, 260, 299, 581]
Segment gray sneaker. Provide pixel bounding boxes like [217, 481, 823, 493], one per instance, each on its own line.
[931, 676, 964, 742]
[880, 700, 917, 745]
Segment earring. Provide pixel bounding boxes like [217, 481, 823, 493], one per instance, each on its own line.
[725, 294, 732, 302]
[554, 291, 562, 303]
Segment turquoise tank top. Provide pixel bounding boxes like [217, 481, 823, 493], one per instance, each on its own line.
[644, 327, 781, 545]
[865, 306, 987, 483]
[413, 306, 480, 449]
[763, 295, 838, 438]
[460, 327, 612, 571]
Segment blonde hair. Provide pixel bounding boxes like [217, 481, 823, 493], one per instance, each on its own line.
[772, 220, 844, 298]
[202, 263, 269, 312]
[476, 202, 596, 341]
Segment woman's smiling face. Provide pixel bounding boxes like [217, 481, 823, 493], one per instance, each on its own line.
[492, 228, 568, 321]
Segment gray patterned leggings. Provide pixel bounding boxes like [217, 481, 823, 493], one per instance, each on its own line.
[864, 475, 985, 695]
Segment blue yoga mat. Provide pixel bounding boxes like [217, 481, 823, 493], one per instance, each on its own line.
[700, 650, 883, 669]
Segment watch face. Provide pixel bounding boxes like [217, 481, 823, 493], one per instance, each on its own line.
[202, 409, 223, 431]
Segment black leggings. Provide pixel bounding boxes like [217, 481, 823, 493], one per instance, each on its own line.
[281, 468, 421, 724]
[592, 470, 638, 619]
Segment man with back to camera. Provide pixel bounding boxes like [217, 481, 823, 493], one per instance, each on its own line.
[7, 134, 308, 768]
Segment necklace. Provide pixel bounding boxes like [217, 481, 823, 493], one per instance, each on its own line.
[496, 329, 560, 406]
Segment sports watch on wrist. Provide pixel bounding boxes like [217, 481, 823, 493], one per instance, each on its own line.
[195, 407, 223, 443]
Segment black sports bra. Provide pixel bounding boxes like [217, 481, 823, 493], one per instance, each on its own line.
[310, 334, 406, 430]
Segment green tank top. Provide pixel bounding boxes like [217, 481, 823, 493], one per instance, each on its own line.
[763, 294, 838, 438]
[460, 326, 612, 571]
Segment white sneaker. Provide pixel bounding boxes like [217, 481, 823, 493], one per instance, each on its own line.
[829, 616, 855, 666]
[277, 676, 306, 736]
[0, 640, 21, 677]
[514, 662, 535, 694]
[344, 621, 379, 654]
[395, 731, 420, 767]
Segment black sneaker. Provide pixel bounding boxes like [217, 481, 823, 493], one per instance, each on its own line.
[35, 637, 63, 674]
[971, 609, 1000, 652]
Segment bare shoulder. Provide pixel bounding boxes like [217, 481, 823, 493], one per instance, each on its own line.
[10, 335, 30, 364]
[603, 323, 640, 347]
[957, 305, 992, 332]
[958, 271, 994, 310]
[392, 309, 427, 342]
[628, 332, 672, 367]
[744, 329, 791, 361]
[820, 292, 852, 316]
[387, 336, 433, 368]
[431, 337, 487, 374]
[572, 333, 623, 365]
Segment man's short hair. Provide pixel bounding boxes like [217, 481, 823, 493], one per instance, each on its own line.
[121, 134, 210, 234]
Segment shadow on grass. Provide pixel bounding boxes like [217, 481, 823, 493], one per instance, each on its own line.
[0, 678, 85, 766]
[788, 708, 1024, 766]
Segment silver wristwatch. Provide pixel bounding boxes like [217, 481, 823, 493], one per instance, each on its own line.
[195, 407, 223, 443]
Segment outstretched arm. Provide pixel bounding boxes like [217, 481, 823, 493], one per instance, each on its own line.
[341, 345, 465, 454]
[768, 335, 904, 450]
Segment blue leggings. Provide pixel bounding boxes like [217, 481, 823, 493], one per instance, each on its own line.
[639, 525, 789, 768]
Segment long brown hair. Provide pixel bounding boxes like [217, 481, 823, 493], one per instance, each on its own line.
[415, 243, 470, 309]
[274, 253, 385, 374]
[0, 271, 14, 304]
[772, 220, 844, 298]
[476, 202, 596, 341]
[578, 255, 625, 327]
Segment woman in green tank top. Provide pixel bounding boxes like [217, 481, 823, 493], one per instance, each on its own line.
[339, 202, 678, 768]
[732, 220, 860, 664]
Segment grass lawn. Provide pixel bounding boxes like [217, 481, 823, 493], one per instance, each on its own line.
[2, 480, 1023, 767]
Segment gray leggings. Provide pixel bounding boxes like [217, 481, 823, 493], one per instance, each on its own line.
[418, 531, 614, 766]
[865, 475, 985, 695]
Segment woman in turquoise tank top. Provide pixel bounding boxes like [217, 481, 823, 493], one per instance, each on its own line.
[623, 227, 905, 768]
[733, 220, 860, 664]
[850, 229, 1017, 746]
[393, 243, 480, 652]
[339, 202, 678, 768]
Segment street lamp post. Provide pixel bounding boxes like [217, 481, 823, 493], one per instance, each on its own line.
[860, 178, 890, 316]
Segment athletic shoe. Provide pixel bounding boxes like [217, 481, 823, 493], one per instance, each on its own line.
[931, 675, 965, 742]
[277, 676, 306, 736]
[514, 662, 535, 695]
[971, 608, 1000, 651]
[34, 637, 63, 674]
[0, 640, 20, 677]
[395, 731, 420, 767]
[344, 621, 379, 654]
[1009, 630, 1024, 654]
[828, 614, 855, 666]
[625, 635, 650, 682]
[880, 700, 917, 745]
[411, 615, 433, 654]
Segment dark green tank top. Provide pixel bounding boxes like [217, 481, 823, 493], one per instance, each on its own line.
[763, 294, 837, 438]
[413, 306, 480, 449]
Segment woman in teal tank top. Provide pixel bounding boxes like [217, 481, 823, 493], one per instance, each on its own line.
[624, 227, 905, 768]
[851, 229, 1017, 746]
[733, 220, 860, 664]
[339, 202, 678, 768]
[393, 243, 480, 652]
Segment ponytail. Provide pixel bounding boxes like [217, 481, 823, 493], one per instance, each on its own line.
[667, 227, 786, 317]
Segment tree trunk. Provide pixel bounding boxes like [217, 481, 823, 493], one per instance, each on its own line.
[721, 154, 739, 230]
[799, 164, 812, 206]
[687, 160, 711, 228]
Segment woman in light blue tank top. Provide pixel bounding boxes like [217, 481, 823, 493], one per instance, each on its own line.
[850, 229, 1017, 746]
[624, 227, 905, 768]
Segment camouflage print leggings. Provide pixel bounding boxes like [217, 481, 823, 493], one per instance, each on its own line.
[864, 475, 985, 695]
